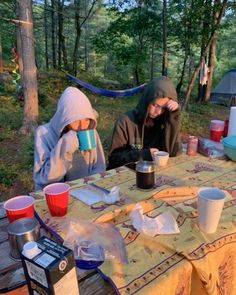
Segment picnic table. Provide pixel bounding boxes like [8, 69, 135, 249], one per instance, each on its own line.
[1, 153, 236, 295]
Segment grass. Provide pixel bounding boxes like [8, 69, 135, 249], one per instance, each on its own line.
[0, 70, 229, 201]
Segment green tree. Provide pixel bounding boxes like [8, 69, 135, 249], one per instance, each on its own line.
[93, 2, 162, 84]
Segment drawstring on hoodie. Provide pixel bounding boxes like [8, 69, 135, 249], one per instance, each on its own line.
[88, 150, 92, 174]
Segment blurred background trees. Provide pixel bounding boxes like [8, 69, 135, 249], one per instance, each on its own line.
[0, 0, 236, 123]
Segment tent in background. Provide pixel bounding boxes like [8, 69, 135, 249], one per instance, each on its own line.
[210, 69, 236, 106]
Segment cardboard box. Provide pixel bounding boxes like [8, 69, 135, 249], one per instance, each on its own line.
[21, 236, 79, 295]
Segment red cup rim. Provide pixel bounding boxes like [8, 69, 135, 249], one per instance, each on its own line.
[4, 195, 35, 211]
[43, 183, 70, 195]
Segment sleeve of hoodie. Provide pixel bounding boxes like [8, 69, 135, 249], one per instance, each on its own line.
[164, 109, 182, 156]
[108, 114, 152, 169]
[33, 126, 78, 190]
[91, 130, 106, 173]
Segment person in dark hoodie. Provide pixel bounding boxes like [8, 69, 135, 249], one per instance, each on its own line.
[107, 76, 181, 169]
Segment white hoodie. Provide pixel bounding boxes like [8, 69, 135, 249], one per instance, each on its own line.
[33, 87, 106, 190]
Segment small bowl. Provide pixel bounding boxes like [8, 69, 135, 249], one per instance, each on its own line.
[75, 241, 105, 270]
[222, 135, 236, 161]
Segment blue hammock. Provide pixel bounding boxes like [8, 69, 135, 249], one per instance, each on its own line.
[66, 73, 146, 97]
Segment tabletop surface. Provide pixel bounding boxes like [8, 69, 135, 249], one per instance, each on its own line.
[1, 153, 236, 295]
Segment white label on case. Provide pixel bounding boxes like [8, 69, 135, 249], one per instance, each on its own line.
[25, 260, 48, 288]
[35, 253, 56, 268]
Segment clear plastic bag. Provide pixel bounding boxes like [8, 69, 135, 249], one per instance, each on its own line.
[61, 217, 127, 263]
[198, 137, 225, 158]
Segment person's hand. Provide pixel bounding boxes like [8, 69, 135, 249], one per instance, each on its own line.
[150, 148, 159, 160]
[61, 130, 79, 160]
[166, 100, 179, 111]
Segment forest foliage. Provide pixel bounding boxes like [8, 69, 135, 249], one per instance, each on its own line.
[1, 0, 236, 95]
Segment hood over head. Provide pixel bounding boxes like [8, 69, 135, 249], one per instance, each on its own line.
[136, 76, 178, 121]
[50, 86, 96, 137]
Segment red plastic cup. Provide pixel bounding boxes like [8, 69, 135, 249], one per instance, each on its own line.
[210, 120, 224, 142]
[223, 119, 229, 137]
[43, 183, 70, 216]
[210, 130, 223, 142]
[4, 195, 35, 223]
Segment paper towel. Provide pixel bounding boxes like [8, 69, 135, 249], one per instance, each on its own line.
[129, 203, 180, 237]
[70, 184, 120, 205]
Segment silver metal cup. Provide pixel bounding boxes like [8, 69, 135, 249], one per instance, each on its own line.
[7, 217, 40, 260]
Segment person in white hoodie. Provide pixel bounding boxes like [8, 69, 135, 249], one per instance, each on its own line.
[33, 86, 106, 191]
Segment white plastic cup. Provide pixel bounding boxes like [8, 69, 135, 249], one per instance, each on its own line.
[228, 107, 236, 136]
[197, 187, 225, 234]
[153, 151, 169, 167]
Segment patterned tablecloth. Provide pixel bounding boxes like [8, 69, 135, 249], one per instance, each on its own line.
[34, 153, 236, 295]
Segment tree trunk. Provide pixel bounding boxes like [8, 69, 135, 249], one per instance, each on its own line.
[72, 29, 81, 76]
[84, 21, 89, 71]
[176, 53, 188, 96]
[162, 0, 168, 76]
[51, 0, 57, 69]
[16, 20, 24, 88]
[134, 66, 140, 86]
[44, 0, 49, 69]
[0, 33, 3, 73]
[203, 0, 219, 102]
[182, 0, 228, 111]
[150, 42, 155, 80]
[57, 0, 64, 70]
[177, 0, 191, 96]
[204, 34, 216, 102]
[72, 0, 98, 75]
[72, 1, 81, 76]
[197, 0, 211, 102]
[16, 0, 38, 134]
[84, 2, 89, 72]
[62, 35, 68, 71]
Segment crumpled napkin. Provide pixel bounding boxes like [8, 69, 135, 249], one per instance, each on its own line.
[129, 203, 180, 237]
[102, 186, 120, 204]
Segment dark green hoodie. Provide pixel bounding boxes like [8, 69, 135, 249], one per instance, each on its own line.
[108, 76, 181, 169]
